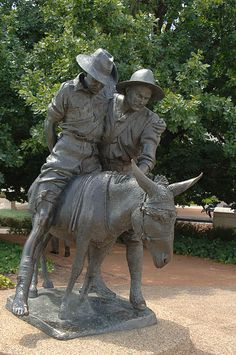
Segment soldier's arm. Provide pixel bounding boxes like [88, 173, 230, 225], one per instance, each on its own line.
[45, 83, 68, 152]
[138, 114, 166, 174]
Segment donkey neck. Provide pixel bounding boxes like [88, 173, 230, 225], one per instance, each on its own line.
[107, 176, 145, 236]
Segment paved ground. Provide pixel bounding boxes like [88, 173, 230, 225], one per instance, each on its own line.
[0, 235, 236, 354]
[176, 206, 212, 222]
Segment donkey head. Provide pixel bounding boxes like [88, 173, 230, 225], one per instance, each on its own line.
[131, 160, 202, 268]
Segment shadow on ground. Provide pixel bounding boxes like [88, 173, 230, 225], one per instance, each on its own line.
[18, 318, 193, 354]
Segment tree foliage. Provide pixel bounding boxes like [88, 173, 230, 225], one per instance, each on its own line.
[0, 0, 235, 204]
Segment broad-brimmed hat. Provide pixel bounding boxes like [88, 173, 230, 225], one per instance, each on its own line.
[76, 48, 118, 86]
[116, 69, 164, 101]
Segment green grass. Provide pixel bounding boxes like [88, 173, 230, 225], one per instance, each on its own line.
[0, 240, 23, 274]
[0, 209, 31, 234]
[0, 209, 30, 220]
[0, 274, 15, 290]
[0, 240, 54, 274]
[0, 239, 54, 289]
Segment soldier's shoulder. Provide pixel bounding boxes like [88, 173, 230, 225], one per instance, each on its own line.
[145, 108, 166, 127]
[57, 80, 74, 94]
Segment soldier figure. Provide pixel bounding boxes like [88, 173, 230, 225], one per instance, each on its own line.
[12, 48, 117, 316]
[85, 69, 166, 309]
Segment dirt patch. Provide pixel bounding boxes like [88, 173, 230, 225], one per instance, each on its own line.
[1, 233, 236, 289]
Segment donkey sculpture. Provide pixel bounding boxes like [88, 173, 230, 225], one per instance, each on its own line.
[14, 161, 202, 318]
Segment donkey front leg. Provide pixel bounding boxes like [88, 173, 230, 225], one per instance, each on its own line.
[81, 240, 116, 299]
[59, 237, 89, 320]
[41, 233, 54, 289]
[125, 239, 146, 310]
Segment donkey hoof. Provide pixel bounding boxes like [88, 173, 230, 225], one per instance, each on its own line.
[135, 302, 147, 311]
[130, 299, 147, 311]
[42, 280, 54, 289]
[29, 288, 38, 298]
[64, 247, 70, 257]
[58, 305, 68, 320]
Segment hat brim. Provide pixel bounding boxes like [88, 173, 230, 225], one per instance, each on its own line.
[116, 81, 165, 102]
[76, 54, 117, 86]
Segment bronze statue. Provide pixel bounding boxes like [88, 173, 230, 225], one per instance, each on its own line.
[12, 48, 117, 316]
[9, 56, 203, 337]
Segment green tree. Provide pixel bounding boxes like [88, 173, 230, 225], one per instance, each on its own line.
[0, 0, 47, 200]
[1, 0, 235, 204]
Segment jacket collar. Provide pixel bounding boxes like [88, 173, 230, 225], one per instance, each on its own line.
[73, 73, 90, 93]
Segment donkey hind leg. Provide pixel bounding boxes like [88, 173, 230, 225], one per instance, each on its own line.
[41, 254, 54, 289]
[80, 241, 116, 299]
[50, 236, 59, 254]
[29, 232, 53, 298]
[41, 233, 54, 289]
[59, 238, 89, 320]
[64, 239, 70, 257]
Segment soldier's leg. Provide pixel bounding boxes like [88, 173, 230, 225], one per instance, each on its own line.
[12, 200, 54, 316]
[124, 231, 146, 310]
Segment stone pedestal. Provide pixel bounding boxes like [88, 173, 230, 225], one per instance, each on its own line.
[6, 288, 157, 340]
[213, 207, 236, 230]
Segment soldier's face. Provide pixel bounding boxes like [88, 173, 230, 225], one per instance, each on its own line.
[126, 85, 152, 111]
[85, 74, 104, 94]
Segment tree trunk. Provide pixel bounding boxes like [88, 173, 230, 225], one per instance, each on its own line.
[11, 201, 17, 210]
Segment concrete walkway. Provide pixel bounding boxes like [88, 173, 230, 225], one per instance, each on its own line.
[0, 239, 236, 354]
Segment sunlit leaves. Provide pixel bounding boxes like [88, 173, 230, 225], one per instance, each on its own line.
[0, 0, 235, 203]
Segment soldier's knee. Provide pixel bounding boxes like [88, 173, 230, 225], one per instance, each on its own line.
[34, 203, 54, 229]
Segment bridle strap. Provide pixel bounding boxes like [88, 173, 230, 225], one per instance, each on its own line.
[139, 194, 160, 241]
[138, 195, 175, 242]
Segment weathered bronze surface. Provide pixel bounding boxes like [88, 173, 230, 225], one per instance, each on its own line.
[9, 53, 202, 338]
[7, 288, 157, 339]
[12, 48, 117, 317]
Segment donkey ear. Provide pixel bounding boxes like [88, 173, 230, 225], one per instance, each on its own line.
[168, 173, 203, 197]
[131, 160, 156, 197]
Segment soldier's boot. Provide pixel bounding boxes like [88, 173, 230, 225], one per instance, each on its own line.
[12, 257, 34, 316]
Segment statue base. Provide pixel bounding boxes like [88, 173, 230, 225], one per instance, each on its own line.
[6, 287, 157, 340]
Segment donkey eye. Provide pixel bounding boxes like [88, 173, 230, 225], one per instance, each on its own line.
[145, 208, 176, 223]
[161, 215, 169, 223]
[153, 213, 167, 223]
[170, 211, 177, 219]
